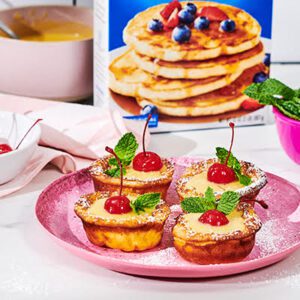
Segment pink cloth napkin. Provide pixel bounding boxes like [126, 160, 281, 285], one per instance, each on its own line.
[0, 94, 148, 197]
[0, 146, 76, 198]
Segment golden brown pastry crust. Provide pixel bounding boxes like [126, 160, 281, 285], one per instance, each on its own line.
[172, 203, 261, 264]
[176, 158, 267, 203]
[89, 155, 174, 199]
[74, 191, 171, 252]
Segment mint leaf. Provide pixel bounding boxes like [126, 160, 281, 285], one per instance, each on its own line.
[244, 79, 295, 102]
[236, 173, 252, 186]
[130, 193, 160, 214]
[216, 147, 240, 171]
[106, 132, 138, 178]
[217, 191, 240, 215]
[181, 197, 206, 213]
[244, 79, 300, 121]
[279, 100, 300, 121]
[181, 187, 216, 213]
[108, 157, 118, 166]
[205, 187, 215, 203]
[295, 89, 300, 98]
[215, 147, 251, 186]
[202, 187, 217, 210]
[115, 132, 138, 162]
[104, 168, 119, 177]
[104, 167, 126, 178]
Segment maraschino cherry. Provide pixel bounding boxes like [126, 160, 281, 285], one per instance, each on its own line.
[104, 146, 132, 214]
[132, 114, 163, 172]
[207, 122, 236, 184]
[0, 118, 42, 155]
[0, 144, 13, 155]
[199, 209, 229, 226]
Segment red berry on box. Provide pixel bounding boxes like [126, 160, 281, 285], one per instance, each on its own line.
[164, 8, 180, 29]
[241, 98, 263, 111]
[160, 0, 182, 20]
[198, 6, 228, 21]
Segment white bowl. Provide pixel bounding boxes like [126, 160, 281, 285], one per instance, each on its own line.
[0, 111, 41, 185]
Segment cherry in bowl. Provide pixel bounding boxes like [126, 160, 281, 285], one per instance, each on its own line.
[0, 112, 41, 184]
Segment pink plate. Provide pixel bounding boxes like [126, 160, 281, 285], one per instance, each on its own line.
[35, 157, 300, 278]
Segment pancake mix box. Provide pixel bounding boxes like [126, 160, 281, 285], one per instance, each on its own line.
[94, 0, 274, 132]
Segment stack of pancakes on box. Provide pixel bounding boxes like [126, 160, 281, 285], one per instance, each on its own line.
[109, 1, 267, 117]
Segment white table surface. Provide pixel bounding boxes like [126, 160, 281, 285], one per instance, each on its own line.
[1, 123, 300, 300]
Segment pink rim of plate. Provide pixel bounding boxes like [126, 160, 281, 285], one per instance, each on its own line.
[35, 157, 300, 278]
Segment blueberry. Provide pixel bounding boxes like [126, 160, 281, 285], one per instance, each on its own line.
[141, 105, 158, 116]
[264, 53, 271, 67]
[148, 19, 164, 32]
[194, 16, 210, 30]
[184, 3, 197, 15]
[220, 19, 236, 32]
[178, 9, 195, 25]
[253, 72, 269, 83]
[172, 24, 191, 43]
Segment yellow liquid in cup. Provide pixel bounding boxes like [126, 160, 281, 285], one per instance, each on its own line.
[0, 12, 93, 42]
[20, 20, 93, 42]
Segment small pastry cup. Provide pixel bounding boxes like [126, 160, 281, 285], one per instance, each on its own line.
[89, 156, 174, 200]
[74, 191, 170, 252]
[173, 203, 262, 264]
[174, 233, 256, 264]
[176, 158, 267, 205]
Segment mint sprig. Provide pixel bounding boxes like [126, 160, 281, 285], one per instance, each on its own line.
[130, 193, 161, 214]
[244, 78, 300, 121]
[216, 147, 251, 186]
[104, 132, 138, 177]
[217, 191, 240, 215]
[181, 187, 216, 213]
[181, 187, 240, 215]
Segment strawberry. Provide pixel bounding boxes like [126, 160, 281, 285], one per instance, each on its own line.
[241, 98, 263, 111]
[198, 6, 228, 21]
[164, 8, 180, 29]
[160, 0, 182, 20]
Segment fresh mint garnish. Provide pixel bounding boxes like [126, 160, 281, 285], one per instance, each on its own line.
[217, 191, 240, 215]
[181, 187, 240, 215]
[130, 193, 161, 214]
[216, 147, 251, 186]
[181, 187, 216, 213]
[244, 78, 300, 121]
[105, 132, 138, 177]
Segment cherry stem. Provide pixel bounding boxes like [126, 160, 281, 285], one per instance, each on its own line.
[16, 119, 42, 150]
[225, 122, 235, 166]
[105, 146, 123, 196]
[142, 114, 152, 155]
[243, 199, 268, 209]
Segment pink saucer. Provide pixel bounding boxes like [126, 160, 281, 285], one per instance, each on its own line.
[36, 157, 300, 278]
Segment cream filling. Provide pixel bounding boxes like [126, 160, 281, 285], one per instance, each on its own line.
[182, 209, 245, 234]
[186, 171, 246, 194]
[124, 164, 166, 180]
[87, 195, 152, 221]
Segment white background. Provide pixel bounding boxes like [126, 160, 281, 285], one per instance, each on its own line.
[0, 0, 299, 62]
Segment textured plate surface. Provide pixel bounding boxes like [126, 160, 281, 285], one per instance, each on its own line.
[36, 157, 300, 278]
